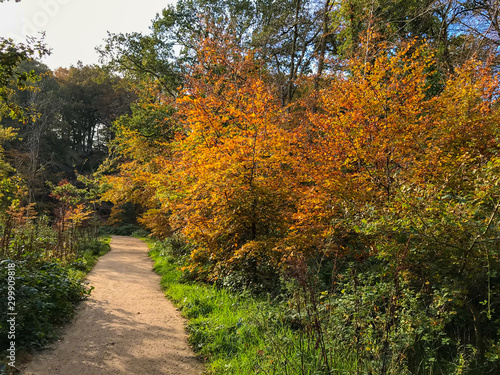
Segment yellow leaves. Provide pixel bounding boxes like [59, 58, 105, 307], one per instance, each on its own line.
[67, 204, 93, 227]
[0, 126, 16, 143]
[100, 28, 500, 283]
[159, 35, 298, 277]
[287, 40, 500, 263]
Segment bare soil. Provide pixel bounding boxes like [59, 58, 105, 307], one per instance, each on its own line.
[21, 236, 205, 375]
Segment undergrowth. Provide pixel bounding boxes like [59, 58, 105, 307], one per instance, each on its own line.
[149, 235, 500, 375]
[0, 236, 111, 373]
[148, 238, 362, 375]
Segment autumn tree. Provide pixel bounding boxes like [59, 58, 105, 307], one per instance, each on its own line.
[100, 32, 298, 287]
[174, 34, 298, 284]
[98, 6, 500, 370]
[285, 37, 500, 368]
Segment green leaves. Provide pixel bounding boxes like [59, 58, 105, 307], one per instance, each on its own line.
[0, 259, 91, 350]
[0, 37, 49, 120]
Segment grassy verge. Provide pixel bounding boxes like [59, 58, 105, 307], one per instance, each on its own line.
[148, 240, 265, 374]
[147, 239, 361, 375]
[67, 235, 112, 280]
[0, 236, 111, 373]
[149, 235, 498, 375]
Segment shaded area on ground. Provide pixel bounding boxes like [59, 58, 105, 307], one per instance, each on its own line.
[21, 236, 204, 375]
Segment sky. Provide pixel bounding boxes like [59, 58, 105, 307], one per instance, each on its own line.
[0, 0, 175, 69]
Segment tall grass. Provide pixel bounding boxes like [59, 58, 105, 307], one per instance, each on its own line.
[148, 239, 363, 375]
[149, 235, 496, 375]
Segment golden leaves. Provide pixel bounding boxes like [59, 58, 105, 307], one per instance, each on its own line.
[102, 31, 500, 281]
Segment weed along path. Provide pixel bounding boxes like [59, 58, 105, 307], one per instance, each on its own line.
[21, 236, 204, 375]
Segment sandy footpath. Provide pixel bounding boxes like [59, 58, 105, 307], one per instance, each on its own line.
[21, 236, 204, 375]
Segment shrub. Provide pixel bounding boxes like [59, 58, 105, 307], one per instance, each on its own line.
[0, 260, 91, 350]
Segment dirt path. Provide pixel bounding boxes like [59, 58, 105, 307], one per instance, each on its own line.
[21, 236, 205, 375]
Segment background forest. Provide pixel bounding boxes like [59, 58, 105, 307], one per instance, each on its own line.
[2, 0, 500, 374]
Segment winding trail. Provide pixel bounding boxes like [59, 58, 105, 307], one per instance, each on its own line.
[21, 236, 204, 375]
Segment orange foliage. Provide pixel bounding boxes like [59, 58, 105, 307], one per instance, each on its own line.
[101, 34, 500, 281]
[168, 35, 296, 278]
[291, 42, 500, 255]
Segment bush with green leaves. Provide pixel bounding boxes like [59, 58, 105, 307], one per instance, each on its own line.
[271, 265, 462, 374]
[0, 260, 92, 350]
[148, 229, 500, 374]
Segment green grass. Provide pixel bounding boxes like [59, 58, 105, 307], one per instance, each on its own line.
[147, 239, 362, 375]
[148, 242, 269, 374]
[67, 235, 112, 280]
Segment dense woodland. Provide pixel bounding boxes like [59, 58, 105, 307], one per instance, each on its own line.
[2, 0, 500, 373]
